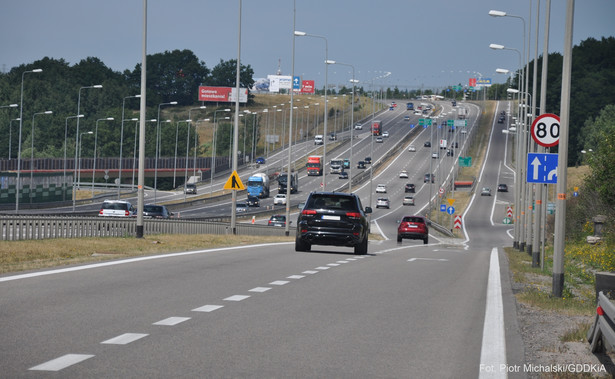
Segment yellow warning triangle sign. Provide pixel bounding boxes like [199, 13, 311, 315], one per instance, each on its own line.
[223, 170, 245, 190]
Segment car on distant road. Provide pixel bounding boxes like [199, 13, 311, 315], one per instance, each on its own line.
[143, 204, 172, 219]
[375, 137, 383, 143]
[404, 115, 410, 121]
[268, 215, 287, 227]
[184, 183, 197, 194]
[357, 161, 366, 169]
[376, 184, 387, 193]
[481, 187, 492, 196]
[273, 193, 287, 205]
[402, 196, 415, 206]
[397, 215, 429, 244]
[236, 202, 248, 212]
[405, 183, 416, 193]
[432, 152, 439, 159]
[399, 170, 409, 179]
[497, 184, 508, 192]
[354, 123, 363, 130]
[247, 195, 260, 207]
[424, 141, 431, 147]
[382, 131, 389, 138]
[255, 157, 266, 164]
[364, 157, 372, 164]
[99, 200, 136, 218]
[338, 171, 348, 179]
[408, 145, 416, 152]
[295, 191, 372, 255]
[424, 174, 434, 183]
[376, 197, 390, 209]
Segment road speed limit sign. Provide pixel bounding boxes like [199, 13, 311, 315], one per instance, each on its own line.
[531, 113, 560, 147]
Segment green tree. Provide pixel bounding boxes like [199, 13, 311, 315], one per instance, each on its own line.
[207, 59, 255, 104]
[582, 104, 615, 206]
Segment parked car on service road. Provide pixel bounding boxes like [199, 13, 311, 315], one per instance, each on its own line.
[184, 183, 197, 194]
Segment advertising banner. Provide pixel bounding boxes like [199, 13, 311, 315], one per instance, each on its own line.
[198, 86, 247, 103]
[476, 78, 492, 87]
[267, 75, 292, 92]
[301, 80, 315, 94]
[469, 78, 477, 87]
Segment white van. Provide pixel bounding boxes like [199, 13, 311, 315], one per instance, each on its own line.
[99, 200, 136, 217]
[314, 135, 324, 145]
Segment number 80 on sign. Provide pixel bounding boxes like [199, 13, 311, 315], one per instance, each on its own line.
[531, 113, 560, 148]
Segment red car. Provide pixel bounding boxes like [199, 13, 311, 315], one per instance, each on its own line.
[397, 215, 429, 244]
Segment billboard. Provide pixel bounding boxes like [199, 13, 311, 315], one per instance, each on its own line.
[469, 78, 477, 87]
[198, 86, 248, 103]
[301, 80, 315, 94]
[267, 75, 292, 93]
[476, 78, 492, 87]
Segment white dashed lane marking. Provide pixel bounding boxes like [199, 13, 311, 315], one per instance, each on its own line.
[29, 354, 95, 372]
[153, 317, 191, 326]
[249, 287, 271, 293]
[224, 295, 250, 301]
[327, 263, 340, 267]
[269, 280, 289, 285]
[287, 275, 305, 279]
[302, 270, 318, 274]
[315, 266, 330, 270]
[101, 333, 148, 345]
[192, 304, 224, 312]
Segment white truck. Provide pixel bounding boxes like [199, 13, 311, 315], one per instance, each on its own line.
[458, 107, 468, 119]
[439, 139, 447, 149]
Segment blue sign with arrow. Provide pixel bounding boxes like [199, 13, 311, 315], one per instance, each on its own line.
[293, 76, 301, 90]
[527, 153, 558, 184]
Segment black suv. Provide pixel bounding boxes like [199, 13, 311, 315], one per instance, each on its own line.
[404, 183, 415, 193]
[295, 192, 372, 255]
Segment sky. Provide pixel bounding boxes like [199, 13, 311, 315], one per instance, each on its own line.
[1, 0, 613, 92]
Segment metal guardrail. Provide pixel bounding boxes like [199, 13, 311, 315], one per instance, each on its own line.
[0, 216, 287, 241]
[588, 291, 615, 353]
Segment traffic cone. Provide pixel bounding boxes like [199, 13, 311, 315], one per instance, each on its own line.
[251, 216, 255, 224]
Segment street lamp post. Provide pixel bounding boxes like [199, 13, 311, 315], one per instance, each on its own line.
[155, 101, 178, 203]
[326, 60, 356, 192]
[8, 118, 21, 160]
[72, 84, 103, 212]
[29, 110, 53, 203]
[78, 131, 93, 190]
[210, 109, 231, 196]
[64, 114, 84, 201]
[92, 117, 114, 197]
[118, 94, 141, 199]
[16, 68, 42, 212]
[174, 120, 191, 188]
[187, 106, 207, 182]
[295, 30, 329, 190]
[193, 118, 210, 180]
[132, 119, 157, 190]
[1, 104, 18, 157]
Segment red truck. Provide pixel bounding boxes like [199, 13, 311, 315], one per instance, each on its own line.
[372, 120, 383, 136]
[306, 156, 323, 176]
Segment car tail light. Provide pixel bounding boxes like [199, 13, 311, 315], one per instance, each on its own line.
[99, 209, 103, 215]
[125, 210, 130, 216]
[302, 210, 317, 215]
[346, 212, 361, 219]
[268, 220, 272, 225]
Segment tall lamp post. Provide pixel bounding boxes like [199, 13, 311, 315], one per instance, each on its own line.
[155, 101, 178, 202]
[490, 43, 526, 249]
[326, 60, 356, 192]
[132, 119, 157, 190]
[92, 117, 114, 197]
[29, 110, 53, 203]
[72, 84, 103, 212]
[78, 131, 93, 189]
[210, 109, 231, 196]
[8, 118, 21, 160]
[64, 114, 84, 201]
[16, 68, 43, 212]
[174, 119, 191, 188]
[118, 94, 141, 199]
[294, 30, 329, 190]
[193, 118, 210, 180]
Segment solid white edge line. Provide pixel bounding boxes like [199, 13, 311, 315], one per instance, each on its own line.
[0, 242, 295, 283]
[479, 248, 507, 378]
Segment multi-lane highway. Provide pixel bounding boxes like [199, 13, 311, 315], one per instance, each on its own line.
[1, 100, 527, 377]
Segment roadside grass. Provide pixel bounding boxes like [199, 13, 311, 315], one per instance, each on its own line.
[0, 234, 292, 274]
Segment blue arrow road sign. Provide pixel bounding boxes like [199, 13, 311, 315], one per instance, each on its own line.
[447, 206, 455, 215]
[527, 153, 558, 183]
[293, 76, 301, 90]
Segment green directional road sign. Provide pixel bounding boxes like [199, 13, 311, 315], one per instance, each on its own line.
[503, 217, 512, 224]
[419, 118, 424, 126]
[447, 119, 454, 126]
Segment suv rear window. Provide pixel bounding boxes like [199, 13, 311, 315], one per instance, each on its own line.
[402, 216, 425, 223]
[306, 194, 358, 211]
[102, 202, 130, 210]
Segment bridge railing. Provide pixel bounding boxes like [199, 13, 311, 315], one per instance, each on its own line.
[0, 215, 287, 241]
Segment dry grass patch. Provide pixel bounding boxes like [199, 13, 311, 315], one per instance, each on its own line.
[0, 234, 293, 274]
